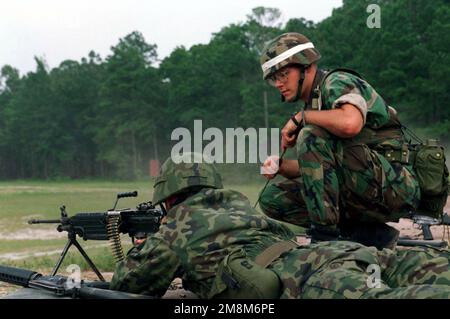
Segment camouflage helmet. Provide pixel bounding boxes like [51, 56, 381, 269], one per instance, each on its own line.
[153, 152, 223, 205]
[260, 32, 321, 80]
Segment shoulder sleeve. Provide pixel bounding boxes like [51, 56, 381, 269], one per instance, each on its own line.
[320, 71, 390, 128]
[110, 234, 180, 297]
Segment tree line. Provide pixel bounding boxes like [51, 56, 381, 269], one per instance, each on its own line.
[0, 0, 448, 179]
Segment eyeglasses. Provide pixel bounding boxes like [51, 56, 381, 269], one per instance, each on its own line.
[266, 68, 291, 86]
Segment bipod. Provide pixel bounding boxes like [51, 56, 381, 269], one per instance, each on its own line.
[51, 230, 106, 281]
[50, 206, 105, 281]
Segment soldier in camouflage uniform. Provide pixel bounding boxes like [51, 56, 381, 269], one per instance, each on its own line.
[110, 154, 450, 299]
[258, 33, 420, 248]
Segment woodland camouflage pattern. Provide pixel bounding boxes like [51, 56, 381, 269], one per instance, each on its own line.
[273, 241, 450, 298]
[110, 185, 450, 298]
[259, 70, 421, 228]
[152, 153, 223, 204]
[260, 32, 321, 80]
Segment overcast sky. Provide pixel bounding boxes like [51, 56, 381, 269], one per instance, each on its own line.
[0, 0, 343, 75]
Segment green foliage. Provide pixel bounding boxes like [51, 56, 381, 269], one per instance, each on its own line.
[0, 1, 448, 179]
[95, 31, 166, 178]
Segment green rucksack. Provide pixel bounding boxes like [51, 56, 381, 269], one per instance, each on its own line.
[412, 139, 449, 217]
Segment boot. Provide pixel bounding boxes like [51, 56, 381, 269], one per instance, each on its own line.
[308, 223, 341, 242]
[339, 221, 399, 250]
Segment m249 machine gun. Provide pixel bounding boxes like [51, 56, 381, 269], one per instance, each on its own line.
[28, 191, 164, 281]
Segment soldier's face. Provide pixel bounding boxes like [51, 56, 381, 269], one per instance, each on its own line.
[273, 66, 301, 102]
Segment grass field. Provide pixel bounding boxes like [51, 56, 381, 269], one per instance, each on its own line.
[0, 178, 304, 273]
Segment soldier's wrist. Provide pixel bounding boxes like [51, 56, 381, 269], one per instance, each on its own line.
[291, 111, 306, 128]
[290, 112, 301, 126]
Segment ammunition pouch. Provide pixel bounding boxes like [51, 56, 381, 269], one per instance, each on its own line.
[209, 248, 283, 299]
[380, 144, 415, 165]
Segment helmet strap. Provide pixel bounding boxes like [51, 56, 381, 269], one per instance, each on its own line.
[280, 66, 305, 103]
[160, 203, 167, 216]
[293, 68, 305, 102]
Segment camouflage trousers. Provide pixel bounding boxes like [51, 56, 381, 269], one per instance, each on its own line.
[271, 241, 450, 299]
[259, 125, 421, 227]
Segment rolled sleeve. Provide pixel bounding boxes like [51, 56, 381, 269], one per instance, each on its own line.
[320, 71, 390, 128]
[332, 93, 368, 124]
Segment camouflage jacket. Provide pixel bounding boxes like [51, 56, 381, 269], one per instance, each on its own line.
[110, 188, 295, 298]
[310, 69, 405, 149]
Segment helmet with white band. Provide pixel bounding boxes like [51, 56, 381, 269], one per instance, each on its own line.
[260, 33, 321, 81]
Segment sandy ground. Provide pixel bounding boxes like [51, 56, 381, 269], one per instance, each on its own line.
[0, 243, 111, 261]
[0, 228, 66, 240]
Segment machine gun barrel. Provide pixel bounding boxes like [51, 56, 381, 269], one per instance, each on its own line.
[28, 219, 61, 224]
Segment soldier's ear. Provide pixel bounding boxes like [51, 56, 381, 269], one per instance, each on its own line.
[305, 63, 317, 76]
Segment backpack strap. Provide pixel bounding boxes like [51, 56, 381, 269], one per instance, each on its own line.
[254, 240, 299, 268]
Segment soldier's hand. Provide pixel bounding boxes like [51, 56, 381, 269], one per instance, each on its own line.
[261, 155, 282, 180]
[135, 238, 146, 246]
[281, 116, 300, 150]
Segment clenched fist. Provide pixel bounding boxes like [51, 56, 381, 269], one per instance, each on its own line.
[260, 155, 282, 180]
